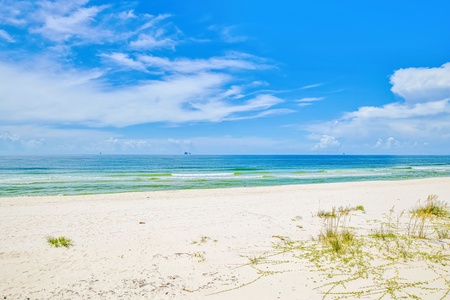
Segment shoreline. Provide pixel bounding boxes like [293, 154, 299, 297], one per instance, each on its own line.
[1, 177, 450, 299]
[2, 175, 450, 200]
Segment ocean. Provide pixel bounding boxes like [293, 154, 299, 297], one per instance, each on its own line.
[0, 155, 449, 197]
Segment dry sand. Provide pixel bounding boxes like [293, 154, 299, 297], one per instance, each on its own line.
[1, 178, 450, 299]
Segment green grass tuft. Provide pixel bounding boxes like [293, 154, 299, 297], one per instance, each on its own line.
[47, 236, 73, 248]
[411, 195, 449, 218]
[355, 205, 365, 212]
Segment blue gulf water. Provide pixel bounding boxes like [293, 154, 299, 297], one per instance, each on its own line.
[0, 155, 449, 197]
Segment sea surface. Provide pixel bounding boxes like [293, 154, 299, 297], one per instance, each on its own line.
[0, 155, 449, 197]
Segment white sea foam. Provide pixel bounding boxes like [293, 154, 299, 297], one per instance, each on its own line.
[171, 172, 235, 179]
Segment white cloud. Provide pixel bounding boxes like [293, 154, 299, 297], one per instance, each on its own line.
[343, 99, 450, 121]
[0, 29, 15, 42]
[312, 135, 341, 151]
[31, 1, 112, 43]
[137, 53, 262, 74]
[296, 97, 325, 107]
[305, 63, 450, 153]
[0, 61, 284, 127]
[129, 33, 176, 50]
[297, 97, 325, 103]
[308, 99, 450, 142]
[0, 0, 29, 26]
[0, 0, 177, 50]
[139, 14, 172, 31]
[300, 83, 322, 90]
[118, 10, 136, 20]
[209, 25, 247, 43]
[100, 52, 147, 71]
[374, 137, 401, 149]
[390, 63, 450, 103]
[0, 1, 292, 154]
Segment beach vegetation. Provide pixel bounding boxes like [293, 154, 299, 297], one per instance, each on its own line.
[355, 205, 365, 212]
[410, 195, 449, 218]
[318, 206, 356, 254]
[371, 206, 403, 240]
[407, 195, 449, 239]
[229, 195, 450, 299]
[436, 228, 449, 239]
[248, 256, 264, 265]
[191, 235, 212, 244]
[193, 252, 205, 262]
[47, 236, 73, 248]
[407, 211, 432, 238]
[317, 205, 364, 219]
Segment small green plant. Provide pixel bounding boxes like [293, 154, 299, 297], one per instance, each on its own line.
[47, 236, 73, 248]
[200, 235, 210, 243]
[371, 222, 397, 240]
[193, 252, 205, 262]
[191, 235, 212, 245]
[318, 205, 364, 218]
[355, 205, 365, 212]
[436, 228, 449, 239]
[248, 256, 264, 265]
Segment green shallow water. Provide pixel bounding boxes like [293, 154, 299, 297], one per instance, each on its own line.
[1, 155, 449, 197]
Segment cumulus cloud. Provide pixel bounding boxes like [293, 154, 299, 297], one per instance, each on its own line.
[390, 63, 450, 103]
[374, 137, 401, 149]
[305, 63, 450, 153]
[312, 135, 341, 151]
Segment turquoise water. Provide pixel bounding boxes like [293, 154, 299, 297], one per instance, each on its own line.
[0, 155, 449, 197]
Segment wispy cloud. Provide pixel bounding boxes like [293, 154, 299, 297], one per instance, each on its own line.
[297, 97, 325, 102]
[0, 29, 15, 42]
[0, 0, 29, 26]
[0, 60, 284, 127]
[300, 83, 322, 90]
[209, 25, 248, 43]
[0, 1, 285, 129]
[129, 33, 176, 50]
[137, 52, 265, 74]
[31, 1, 111, 43]
[100, 52, 147, 71]
[296, 97, 325, 107]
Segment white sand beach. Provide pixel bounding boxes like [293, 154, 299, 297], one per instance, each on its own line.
[1, 178, 450, 299]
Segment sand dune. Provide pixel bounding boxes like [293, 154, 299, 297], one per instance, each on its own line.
[1, 178, 450, 299]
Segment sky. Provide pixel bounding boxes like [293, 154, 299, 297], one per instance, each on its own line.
[0, 0, 450, 155]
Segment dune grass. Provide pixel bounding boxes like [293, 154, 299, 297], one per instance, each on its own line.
[408, 195, 449, 238]
[229, 194, 450, 299]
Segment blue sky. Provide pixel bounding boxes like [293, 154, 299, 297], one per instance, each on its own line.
[1, 0, 450, 154]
